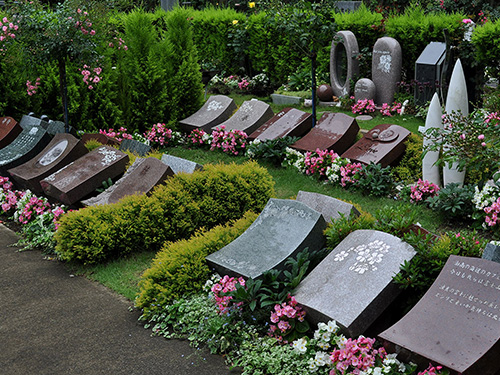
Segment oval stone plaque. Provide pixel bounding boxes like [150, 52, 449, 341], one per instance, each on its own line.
[38, 139, 69, 166]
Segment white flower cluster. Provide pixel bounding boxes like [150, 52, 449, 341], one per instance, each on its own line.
[245, 139, 261, 159]
[473, 184, 500, 211]
[325, 157, 350, 183]
[358, 354, 408, 375]
[283, 147, 305, 173]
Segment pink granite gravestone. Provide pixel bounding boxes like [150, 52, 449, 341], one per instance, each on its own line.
[179, 95, 237, 133]
[330, 30, 360, 97]
[0, 117, 22, 150]
[248, 107, 312, 141]
[291, 112, 359, 154]
[40, 145, 129, 206]
[8, 133, 88, 193]
[341, 124, 410, 167]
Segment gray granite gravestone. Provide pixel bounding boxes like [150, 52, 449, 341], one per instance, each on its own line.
[295, 229, 415, 337]
[8, 133, 88, 193]
[119, 138, 151, 157]
[206, 198, 327, 279]
[212, 99, 274, 136]
[19, 114, 49, 130]
[330, 31, 359, 98]
[291, 112, 359, 154]
[160, 154, 203, 174]
[483, 243, 500, 264]
[40, 145, 129, 206]
[248, 107, 312, 142]
[82, 157, 174, 206]
[415, 42, 446, 106]
[270, 93, 302, 106]
[354, 78, 377, 102]
[379, 255, 500, 375]
[46, 120, 76, 136]
[80, 133, 120, 147]
[179, 95, 237, 133]
[341, 124, 411, 167]
[335, 1, 362, 12]
[296, 191, 360, 224]
[372, 37, 402, 106]
[0, 125, 52, 176]
[0, 117, 22, 150]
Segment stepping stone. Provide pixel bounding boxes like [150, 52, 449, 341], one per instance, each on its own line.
[379, 255, 500, 375]
[248, 107, 312, 142]
[0, 117, 22, 150]
[211, 99, 273, 135]
[206, 198, 326, 279]
[341, 123, 411, 167]
[40, 145, 129, 206]
[179, 95, 236, 133]
[82, 157, 174, 206]
[161, 154, 203, 174]
[8, 133, 88, 194]
[291, 112, 359, 154]
[119, 138, 151, 157]
[81, 133, 121, 147]
[295, 229, 415, 337]
[296, 191, 360, 223]
[0, 125, 52, 176]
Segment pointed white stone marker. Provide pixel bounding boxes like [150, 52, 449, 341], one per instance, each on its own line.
[421, 93, 443, 186]
[443, 59, 468, 186]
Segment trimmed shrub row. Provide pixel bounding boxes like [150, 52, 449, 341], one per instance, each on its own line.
[54, 161, 274, 264]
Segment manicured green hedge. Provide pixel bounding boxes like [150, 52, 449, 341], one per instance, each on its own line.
[54, 161, 274, 264]
[472, 19, 500, 80]
[136, 210, 258, 315]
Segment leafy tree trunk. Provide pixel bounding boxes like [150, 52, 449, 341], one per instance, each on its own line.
[58, 58, 69, 132]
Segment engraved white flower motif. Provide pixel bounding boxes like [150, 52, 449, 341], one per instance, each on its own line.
[378, 55, 392, 74]
[335, 239, 390, 274]
[333, 250, 349, 262]
[98, 147, 120, 166]
[207, 100, 223, 111]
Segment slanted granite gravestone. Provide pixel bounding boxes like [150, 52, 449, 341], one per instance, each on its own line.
[341, 124, 411, 167]
[46, 120, 76, 136]
[248, 107, 312, 141]
[270, 93, 302, 106]
[330, 31, 359, 98]
[0, 117, 22, 150]
[82, 157, 174, 206]
[40, 145, 129, 206]
[19, 114, 49, 130]
[295, 229, 416, 337]
[354, 78, 377, 102]
[212, 99, 274, 136]
[482, 243, 500, 264]
[160, 154, 203, 174]
[0, 125, 52, 176]
[179, 95, 237, 133]
[81, 133, 120, 147]
[296, 191, 360, 223]
[379, 255, 500, 375]
[372, 37, 402, 106]
[291, 112, 359, 154]
[8, 133, 88, 193]
[206, 198, 326, 279]
[119, 138, 151, 157]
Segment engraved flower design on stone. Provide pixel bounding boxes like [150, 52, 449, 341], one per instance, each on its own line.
[378, 55, 392, 74]
[333, 250, 349, 262]
[98, 147, 120, 166]
[334, 239, 390, 274]
[207, 100, 223, 111]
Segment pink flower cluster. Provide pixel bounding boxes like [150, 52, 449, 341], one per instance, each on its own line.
[351, 99, 376, 115]
[109, 36, 128, 50]
[268, 295, 306, 343]
[144, 123, 174, 146]
[1, 191, 22, 215]
[238, 78, 250, 90]
[0, 175, 13, 191]
[211, 275, 245, 315]
[485, 112, 500, 126]
[304, 149, 340, 177]
[484, 197, 500, 227]
[340, 163, 363, 187]
[418, 363, 444, 375]
[0, 16, 18, 42]
[75, 9, 95, 36]
[379, 102, 402, 117]
[26, 78, 41, 96]
[18, 196, 51, 224]
[329, 336, 386, 375]
[187, 129, 210, 146]
[81, 65, 102, 89]
[410, 179, 440, 203]
[99, 127, 133, 142]
[210, 125, 247, 156]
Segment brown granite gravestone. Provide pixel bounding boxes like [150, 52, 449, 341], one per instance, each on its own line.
[211, 99, 274, 136]
[294, 229, 416, 337]
[341, 124, 410, 167]
[379, 255, 500, 375]
[40, 145, 129, 206]
[291, 112, 359, 154]
[0, 117, 22, 150]
[8, 133, 88, 193]
[248, 107, 312, 142]
[81, 157, 174, 206]
[330, 31, 359, 97]
[372, 37, 402, 106]
[179, 95, 237, 133]
[0, 125, 52, 176]
[81, 133, 121, 147]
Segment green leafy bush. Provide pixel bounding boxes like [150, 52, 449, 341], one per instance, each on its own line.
[472, 19, 500, 80]
[136, 211, 258, 315]
[246, 137, 300, 166]
[427, 183, 475, 222]
[390, 133, 423, 183]
[357, 163, 395, 197]
[325, 210, 376, 250]
[55, 161, 275, 264]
